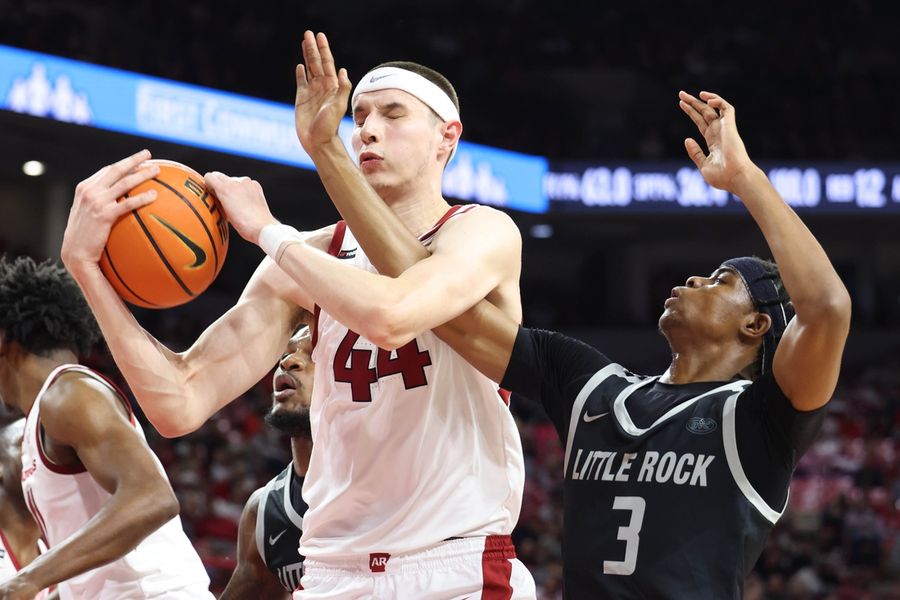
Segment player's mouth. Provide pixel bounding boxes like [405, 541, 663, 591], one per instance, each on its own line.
[664, 288, 681, 308]
[359, 151, 383, 168]
[273, 373, 297, 401]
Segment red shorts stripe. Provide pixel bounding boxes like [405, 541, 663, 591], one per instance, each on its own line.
[481, 534, 515, 600]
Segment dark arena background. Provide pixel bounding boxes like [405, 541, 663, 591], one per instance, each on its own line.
[1, 1, 898, 597]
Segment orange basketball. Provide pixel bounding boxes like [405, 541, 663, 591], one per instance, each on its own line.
[99, 159, 229, 309]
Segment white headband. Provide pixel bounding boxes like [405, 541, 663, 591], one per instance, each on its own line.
[352, 66, 461, 161]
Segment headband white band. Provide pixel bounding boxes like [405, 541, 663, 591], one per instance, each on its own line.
[352, 67, 460, 122]
[352, 67, 461, 162]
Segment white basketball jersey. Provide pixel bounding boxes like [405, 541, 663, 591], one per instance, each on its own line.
[21, 365, 213, 600]
[302, 205, 526, 559]
[0, 530, 48, 599]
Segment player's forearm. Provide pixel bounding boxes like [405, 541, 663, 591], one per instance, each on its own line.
[309, 139, 430, 276]
[308, 138, 517, 370]
[278, 242, 416, 347]
[15, 484, 178, 591]
[63, 261, 205, 435]
[732, 167, 851, 318]
[433, 301, 518, 383]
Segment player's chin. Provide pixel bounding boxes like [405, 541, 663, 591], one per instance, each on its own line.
[264, 405, 311, 436]
[657, 309, 679, 333]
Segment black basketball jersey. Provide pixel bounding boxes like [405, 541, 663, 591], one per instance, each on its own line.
[502, 328, 826, 600]
[255, 464, 307, 592]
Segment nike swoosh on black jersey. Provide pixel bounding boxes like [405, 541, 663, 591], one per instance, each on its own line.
[583, 411, 609, 423]
[268, 529, 287, 545]
[153, 216, 207, 268]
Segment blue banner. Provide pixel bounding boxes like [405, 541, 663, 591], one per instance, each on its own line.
[0, 44, 548, 214]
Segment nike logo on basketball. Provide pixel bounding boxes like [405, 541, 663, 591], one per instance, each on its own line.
[369, 74, 392, 83]
[269, 529, 287, 545]
[153, 216, 207, 268]
[583, 411, 609, 423]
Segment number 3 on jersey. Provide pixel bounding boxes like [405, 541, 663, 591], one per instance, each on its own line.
[333, 331, 433, 402]
[603, 496, 646, 576]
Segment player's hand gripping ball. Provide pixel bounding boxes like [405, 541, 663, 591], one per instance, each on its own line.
[99, 159, 229, 308]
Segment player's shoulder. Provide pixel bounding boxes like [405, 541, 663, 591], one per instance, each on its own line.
[448, 204, 518, 232]
[38, 369, 131, 445]
[242, 485, 266, 521]
[40, 369, 122, 422]
[431, 204, 521, 249]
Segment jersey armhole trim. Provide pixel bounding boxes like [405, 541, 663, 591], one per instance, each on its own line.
[255, 481, 272, 567]
[312, 221, 348, 351]
[563, 364, 623, 475]
[0, 529, 22, 571]
[283, 466, 305, 530]
[722, 392, 788, 525]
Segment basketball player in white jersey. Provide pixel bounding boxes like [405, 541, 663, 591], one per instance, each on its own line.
[0, 256, 213, 600]
[0, 419, 53, 600]
[60, 30, 535, 598]
[221, 323, 313, 599]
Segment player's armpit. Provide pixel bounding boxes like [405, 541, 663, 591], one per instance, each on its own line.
[18, 375, 180, 592]
[221, 490, 289, 600]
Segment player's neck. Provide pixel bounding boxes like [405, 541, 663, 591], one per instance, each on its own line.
[290, 437, 312, 478]
[8, 348, 79, 415]
[660, 346, 750, 384]
[380, 179, 450, 238]
[0, 499, 41, 561]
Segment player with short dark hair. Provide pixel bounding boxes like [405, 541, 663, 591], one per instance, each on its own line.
[0, 256, 213, 600]
[221, 324, 313, 599]
[255, 86, 851, 599]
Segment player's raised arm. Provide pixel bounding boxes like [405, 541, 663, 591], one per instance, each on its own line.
[61, 151, 310, 437]
[211, 29, 515, 383]
[6, 375, 179, 593]
[679, 91, 851, 410]
[293, 31, 430, 276]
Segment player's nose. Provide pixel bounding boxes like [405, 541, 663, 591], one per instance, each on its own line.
[281, 352, 305, 371]
[685, 275, 704, 288]
[358, 115, 381, 144]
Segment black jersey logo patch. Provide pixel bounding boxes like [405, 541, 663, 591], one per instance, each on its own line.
[337, 247, 358, 259]
[686, 417, 717, 435]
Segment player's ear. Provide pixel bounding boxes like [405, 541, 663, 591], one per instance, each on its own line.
[740, 312, 771, 341]
[438, 120, 462, 160]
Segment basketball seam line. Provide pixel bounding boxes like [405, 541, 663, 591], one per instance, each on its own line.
[131, 207, 196, 298]
[152, 177, 220, 272]
[102, 246, 159, 307]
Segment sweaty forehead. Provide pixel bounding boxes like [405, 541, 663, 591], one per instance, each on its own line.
[352, 88, 431, 113]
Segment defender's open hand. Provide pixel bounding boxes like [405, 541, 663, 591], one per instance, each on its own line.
[295, 31, 353, 152]
[679, 91, 755, 194]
